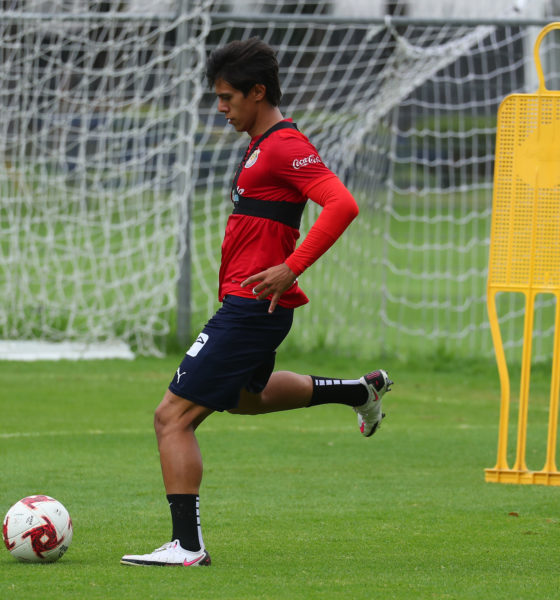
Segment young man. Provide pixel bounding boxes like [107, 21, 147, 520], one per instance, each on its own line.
[121, 37, 393, 567]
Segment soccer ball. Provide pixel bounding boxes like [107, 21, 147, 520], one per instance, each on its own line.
[2, 495, 73, 562]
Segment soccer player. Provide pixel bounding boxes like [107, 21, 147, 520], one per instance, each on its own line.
[121, 37, 393, 567]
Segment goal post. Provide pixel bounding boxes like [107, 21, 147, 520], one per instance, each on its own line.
[1, 1, 558, 361]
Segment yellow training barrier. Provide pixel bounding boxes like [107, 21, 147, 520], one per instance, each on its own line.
[485, 22, 560, 486]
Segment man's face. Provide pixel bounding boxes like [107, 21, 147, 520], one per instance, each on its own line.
[214, 78, 259, 135]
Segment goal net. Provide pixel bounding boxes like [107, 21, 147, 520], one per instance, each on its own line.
[0, 0, 210, 357]
[0, 0, 555, 360]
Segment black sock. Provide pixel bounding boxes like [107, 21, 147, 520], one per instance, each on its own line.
[167, 494, 203, 552]
[308, 376, 368, 407]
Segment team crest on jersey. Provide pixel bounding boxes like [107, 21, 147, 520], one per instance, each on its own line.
[245, 149, 260, 168]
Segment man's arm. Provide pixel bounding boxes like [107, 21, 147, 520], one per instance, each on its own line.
[284, 176, 359, 276]
[241, 176, 359, 312]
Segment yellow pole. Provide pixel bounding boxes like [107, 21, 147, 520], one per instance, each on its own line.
[513, 291, 535, 473]
[542, 293, 560, 475]
[486, 290, 511, 472]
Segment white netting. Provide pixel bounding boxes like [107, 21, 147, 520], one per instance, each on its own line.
[0, 0, 211, 356]
[2, 0, 559, 359]
[372, 22, 560, 361]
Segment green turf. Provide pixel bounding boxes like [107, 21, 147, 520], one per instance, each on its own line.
[1, 354, 559, 599]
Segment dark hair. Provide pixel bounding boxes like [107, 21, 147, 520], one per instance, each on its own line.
[206, 37, 282, 106]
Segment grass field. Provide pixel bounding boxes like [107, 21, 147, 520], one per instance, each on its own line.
[1, 351, 560, 599]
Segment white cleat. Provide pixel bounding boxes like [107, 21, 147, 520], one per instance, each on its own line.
[120, 540, 211, 567]
[353, 369, 393, 437]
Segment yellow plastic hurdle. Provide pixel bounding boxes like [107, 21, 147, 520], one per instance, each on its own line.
[485, 22, 560, 486]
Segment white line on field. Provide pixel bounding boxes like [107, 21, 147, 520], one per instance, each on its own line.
[0, 428, 151, 439]
[0, 424, 353, 439]
[1, 424, 488, 439]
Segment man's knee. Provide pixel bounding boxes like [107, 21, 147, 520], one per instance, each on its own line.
[154, 390, 176, 438]
[154, 389, 212, 438]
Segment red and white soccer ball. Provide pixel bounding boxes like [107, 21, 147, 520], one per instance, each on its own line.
[3, 495, 73, 562]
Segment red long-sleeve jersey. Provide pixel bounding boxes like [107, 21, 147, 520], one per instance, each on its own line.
[219, 120, 359, 308]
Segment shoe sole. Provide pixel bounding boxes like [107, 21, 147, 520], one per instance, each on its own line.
[364, 412, 386, 437]
[360, 369, 393, 437]
[120, 551, 211, 567]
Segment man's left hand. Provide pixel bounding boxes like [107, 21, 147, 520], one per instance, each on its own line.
[241, 263, 297, 313]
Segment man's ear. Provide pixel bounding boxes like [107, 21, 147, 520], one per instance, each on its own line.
[251, 83, 267, 102]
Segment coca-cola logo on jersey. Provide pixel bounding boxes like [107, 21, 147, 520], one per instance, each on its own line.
[292, 154, 322, 170]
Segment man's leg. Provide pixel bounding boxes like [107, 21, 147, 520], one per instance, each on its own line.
[231, 369, 392, 437]
[120, 390, 213, 567]
[154, 389, 213, 494]
[231, 371, 313, 414]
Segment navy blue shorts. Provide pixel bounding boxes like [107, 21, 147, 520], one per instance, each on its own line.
[168, 295, 294, 411]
